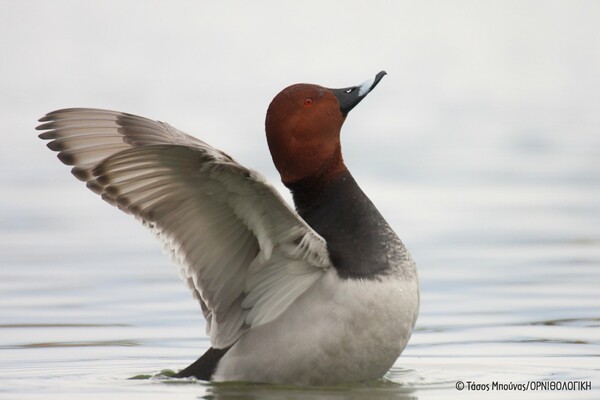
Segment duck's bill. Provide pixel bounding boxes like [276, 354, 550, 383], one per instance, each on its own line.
[329, 70, 387, 116]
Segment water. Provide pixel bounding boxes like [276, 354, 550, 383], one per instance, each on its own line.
[1, 1, 600, 399]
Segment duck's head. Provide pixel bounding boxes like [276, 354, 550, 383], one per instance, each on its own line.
[265, 71, 386, 187]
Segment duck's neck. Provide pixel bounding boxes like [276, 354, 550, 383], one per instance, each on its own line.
[288, 169, 401, 279]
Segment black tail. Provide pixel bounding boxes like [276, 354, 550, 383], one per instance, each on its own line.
[175, 346, 231, 380]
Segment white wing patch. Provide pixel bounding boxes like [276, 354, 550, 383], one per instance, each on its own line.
[38, 108, 331, 348]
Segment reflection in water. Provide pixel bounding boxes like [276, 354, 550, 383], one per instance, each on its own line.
[204, 380, 417, 400]
[128, 369, 418, 399]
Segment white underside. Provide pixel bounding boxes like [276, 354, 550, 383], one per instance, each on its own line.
[213, 269, 419, 385]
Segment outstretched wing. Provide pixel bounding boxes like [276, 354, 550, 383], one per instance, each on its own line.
[38, 108, 331, 348]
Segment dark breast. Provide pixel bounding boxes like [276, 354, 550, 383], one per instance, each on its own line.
[290, 170, 413, 280]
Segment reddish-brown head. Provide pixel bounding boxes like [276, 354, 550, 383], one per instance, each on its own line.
[265, 71, 387, 187]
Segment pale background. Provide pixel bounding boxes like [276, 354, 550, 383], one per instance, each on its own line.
[1, 1, 599, 399]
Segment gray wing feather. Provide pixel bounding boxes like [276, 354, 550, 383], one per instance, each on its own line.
[38, 108, 331, 348]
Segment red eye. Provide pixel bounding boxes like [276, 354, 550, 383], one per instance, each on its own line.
[304, 97, 313, 106]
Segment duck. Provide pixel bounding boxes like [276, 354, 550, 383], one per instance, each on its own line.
[37, 71, 419, 385]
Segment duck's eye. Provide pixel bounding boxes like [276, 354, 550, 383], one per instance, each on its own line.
[304, 97, 313, 106]
[345, 88, 354, 94]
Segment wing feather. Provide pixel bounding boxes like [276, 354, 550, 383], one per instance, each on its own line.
[38, 108, 331, 348]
